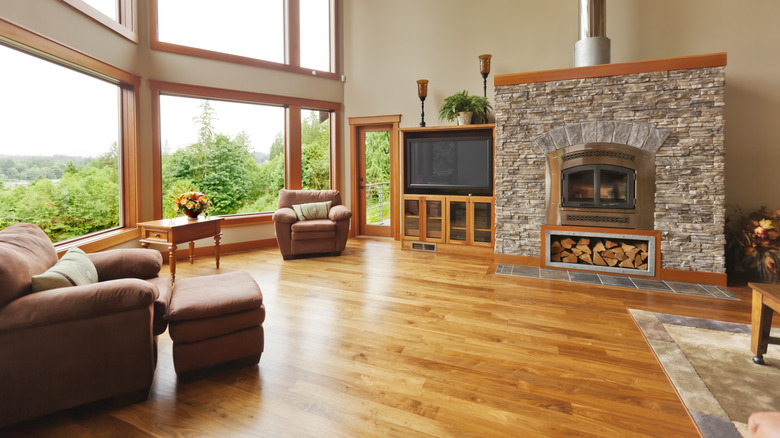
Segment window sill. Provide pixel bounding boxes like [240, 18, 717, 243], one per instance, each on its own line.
[54, 227, 141, 256]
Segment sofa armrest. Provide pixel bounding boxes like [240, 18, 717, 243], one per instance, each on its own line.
[273, 207, 298, 224]
[0, 279, 156, 332]
[88, 249, 162, 281]
[329, 205, 353, 221]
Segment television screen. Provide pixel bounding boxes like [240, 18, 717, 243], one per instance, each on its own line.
[405, 134, 492, 195]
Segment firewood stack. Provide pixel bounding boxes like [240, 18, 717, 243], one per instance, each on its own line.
[549, 237, 649, 270]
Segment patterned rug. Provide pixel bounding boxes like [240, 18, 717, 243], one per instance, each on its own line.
[629, 309, 780, 438]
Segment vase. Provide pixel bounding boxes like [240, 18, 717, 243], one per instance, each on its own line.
[456, 111, 473, 125]
[183, 209, 200, 219]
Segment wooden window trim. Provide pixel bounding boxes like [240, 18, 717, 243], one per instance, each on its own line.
[148, 0, 340, 80]
[149, 80, 342, 221]
[59, 0, 138, 43]
[0, 17, 142, 250]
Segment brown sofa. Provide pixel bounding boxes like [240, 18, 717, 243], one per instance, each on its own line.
[272, 189, 352, 260]
[0, 223, 172, 427]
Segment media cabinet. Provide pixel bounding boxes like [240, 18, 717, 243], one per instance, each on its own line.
[400, 124, 495, 254]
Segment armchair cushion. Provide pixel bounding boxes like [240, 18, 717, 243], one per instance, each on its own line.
[0, 223, 58, 308]
[272, 207, 298, 224]
[292, 201, 332, 221]
[31, 247, 98, 293]
[88, 248, 163, 281]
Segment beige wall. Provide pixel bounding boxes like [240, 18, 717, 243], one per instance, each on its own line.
[0, 0, 344, 247]
[343, 0, 780, 215]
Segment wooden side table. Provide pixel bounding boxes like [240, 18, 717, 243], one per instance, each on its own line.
[138, 216, 224, 281]
[749, 282, 780, 364]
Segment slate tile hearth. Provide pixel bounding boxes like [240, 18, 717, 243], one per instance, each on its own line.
[496, 264, 737, 300]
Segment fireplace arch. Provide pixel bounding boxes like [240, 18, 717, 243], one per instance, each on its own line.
[533, 121, 670, 155]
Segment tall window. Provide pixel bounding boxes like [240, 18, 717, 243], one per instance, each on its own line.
[159, 96, 285, 216]
[300, 0, 331, 72]
[156, 0, 284, 64]
[0, 44, 121, 243]
[152, 0, 338, 78]
[301, 109, 331, 190]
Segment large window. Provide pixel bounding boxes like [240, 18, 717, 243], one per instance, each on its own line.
[151, 81, 340, 219]
[159, 95, 286, 216]
[0, 44, 122, 243]
[151, 0, 338, 79]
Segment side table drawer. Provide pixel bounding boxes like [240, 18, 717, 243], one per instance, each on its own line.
[143, 228, 169, 242]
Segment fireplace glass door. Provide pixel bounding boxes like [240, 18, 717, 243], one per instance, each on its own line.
[562, 165, 635, 209]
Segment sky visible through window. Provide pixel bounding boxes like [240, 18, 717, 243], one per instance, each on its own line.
[81, 0, 117, 21]
[160, 95, 285, 157]
[0, 44, 119, 159]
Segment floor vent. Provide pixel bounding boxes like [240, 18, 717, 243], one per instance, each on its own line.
[411, 242, 436, 252]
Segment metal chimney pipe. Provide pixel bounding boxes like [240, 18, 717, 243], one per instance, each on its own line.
[574, 0, 610, 67]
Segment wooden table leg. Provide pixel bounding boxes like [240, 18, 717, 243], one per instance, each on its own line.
[169, 243, 177, 282]
[752, 288, 774, 365]
[189, 241, 195, 264]
[215, 233, 221, 269]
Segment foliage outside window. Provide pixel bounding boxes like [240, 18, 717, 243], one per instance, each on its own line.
[364, 131, 391, 223]
[301, 109, 331, 190]
[0, 44, 121, 243]
[160, 97, 286, 217]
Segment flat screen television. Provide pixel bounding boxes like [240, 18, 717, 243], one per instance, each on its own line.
[405, 130, 493, 196]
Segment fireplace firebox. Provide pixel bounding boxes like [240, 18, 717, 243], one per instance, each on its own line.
[546, 143, 655, 230]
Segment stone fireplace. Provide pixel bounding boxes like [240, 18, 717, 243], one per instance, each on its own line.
[493, 53, 727, 281]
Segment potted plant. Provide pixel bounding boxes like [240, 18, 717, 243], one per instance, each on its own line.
[438, 90, 492, 125]
[174, 190, 213, 219]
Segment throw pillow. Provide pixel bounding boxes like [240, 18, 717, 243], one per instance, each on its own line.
[292, 201, 332, 221]
[31, 247, 99, 292]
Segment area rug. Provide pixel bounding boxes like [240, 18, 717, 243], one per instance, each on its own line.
[629, 309, 780, 438]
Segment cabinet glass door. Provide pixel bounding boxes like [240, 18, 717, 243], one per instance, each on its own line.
[449, 200, 468, 242]
[473, 201, 492, 243]
[403, 199, 420, 238]
[425, 200, 443, 240]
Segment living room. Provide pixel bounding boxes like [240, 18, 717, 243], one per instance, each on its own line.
[2, 0, 780, 437]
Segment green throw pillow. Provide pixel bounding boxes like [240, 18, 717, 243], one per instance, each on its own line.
[292, 201, 332, 221]
[31, 247, 99, 292]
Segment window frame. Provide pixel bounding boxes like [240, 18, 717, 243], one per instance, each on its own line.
[149, 0, 339, 80]
[149, 80, 341, 225]
[0, 17, 142, 252]
[60, 0, 138, 43]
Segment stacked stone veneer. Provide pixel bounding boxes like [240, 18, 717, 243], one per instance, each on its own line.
[494, 66, 725, 273]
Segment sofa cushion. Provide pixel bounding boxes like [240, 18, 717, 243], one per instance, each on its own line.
[278, 189, 342, 209]
[31, 247, 99, 293]
[0, 223, 58, 307]
[291, 219, 337, 233]
[292, 201, 332, 221]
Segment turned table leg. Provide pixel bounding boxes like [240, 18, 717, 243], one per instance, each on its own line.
[752, 288, 774, 365]
[215, 233, 221, 269]
[169, 243, 177, 282]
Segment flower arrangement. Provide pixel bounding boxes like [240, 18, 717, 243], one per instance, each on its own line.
[727, 206, 780, 282]
[174, 190, 212, 219]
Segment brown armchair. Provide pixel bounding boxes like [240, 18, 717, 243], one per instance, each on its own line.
[272, 189, 352, 260]
[0, 223, 172, 427]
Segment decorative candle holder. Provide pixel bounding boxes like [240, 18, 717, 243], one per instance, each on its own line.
[479, 54, 492, 97]
[417, 79, 429, 127]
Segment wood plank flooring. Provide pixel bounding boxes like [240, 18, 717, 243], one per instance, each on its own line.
[3, 237, 753, 437]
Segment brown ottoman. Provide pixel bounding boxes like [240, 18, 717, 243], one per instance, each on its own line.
[168, 272, 265, 381]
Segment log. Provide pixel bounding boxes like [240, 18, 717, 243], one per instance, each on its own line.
[593, 251, 607, 266]
[606, 257, 619, 267]
[638, 263, 648, 270]
[619, 258, 635, 268]
[621, 242, 636, 253]
[551, 240, 563, 252]
[605, 240, 618, 249]
[637, 242, 648, 252]
[576, 244, 592, 255]
[601, 250, 616, 260]
[561, 238, 576, 249]
[626, 248, 640, 260]
[641, 252, 649, 261]
[579, 253, 593, 264]
[551, 252, 562, 262]
[593, 241, 606, 253]
[563, 253, 579, 264]
[634, 253, 643, 268]
[577, 238, 590, 246]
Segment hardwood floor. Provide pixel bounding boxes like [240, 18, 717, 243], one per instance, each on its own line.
[3, 237, 753, 437]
